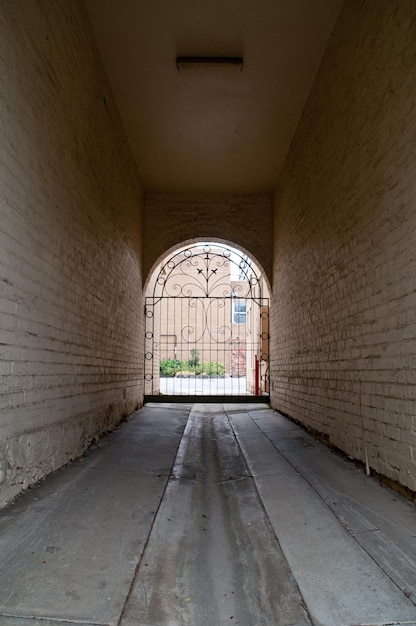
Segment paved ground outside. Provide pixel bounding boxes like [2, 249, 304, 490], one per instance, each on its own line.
[159, 376, 252, 395]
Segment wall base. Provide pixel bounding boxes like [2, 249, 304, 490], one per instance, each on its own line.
[0, 400, 140, 508]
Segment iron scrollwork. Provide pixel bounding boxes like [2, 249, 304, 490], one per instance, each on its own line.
[144, 244, 269, 396]
[152, 244, 263, 303]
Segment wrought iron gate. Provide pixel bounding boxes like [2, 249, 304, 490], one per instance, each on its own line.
[144, 245, 269, 402]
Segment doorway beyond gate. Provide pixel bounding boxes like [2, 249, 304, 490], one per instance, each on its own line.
[144, 244, 270, 403]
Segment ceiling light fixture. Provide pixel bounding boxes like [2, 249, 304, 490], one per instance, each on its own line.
[176, 56, 243, 72]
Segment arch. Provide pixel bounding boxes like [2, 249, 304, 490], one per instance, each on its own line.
[144, 236, 271, 297]
[142, 193, 273, 288]
[143, 241, 270, 402]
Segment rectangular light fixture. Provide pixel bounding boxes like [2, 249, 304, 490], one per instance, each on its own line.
[176, 56, 243, 72]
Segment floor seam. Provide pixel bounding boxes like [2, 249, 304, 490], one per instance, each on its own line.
[252, 419, 416, 609]
[0, 613, 112, 625]
[115, 406, 192, 626]
[223, 405, 314, 625]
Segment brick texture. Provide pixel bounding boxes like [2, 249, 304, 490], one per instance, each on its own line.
[143, 193, 273, 287]
[0, 1, 144, 505]
[271, 0, 416, 491]
[1, 0, 415, 505]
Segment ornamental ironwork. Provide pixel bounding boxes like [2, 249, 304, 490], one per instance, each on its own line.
[151, 244, 264, 303]
[144, 244, 269, 400]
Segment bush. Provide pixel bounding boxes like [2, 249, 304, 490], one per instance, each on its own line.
[160, 358, 225, 377]
[201, 361, 226, 376]
[188, 348, 200, 368]
[160, 358, 182, 377]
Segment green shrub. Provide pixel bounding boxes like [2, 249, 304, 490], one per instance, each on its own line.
[201, 361, 226, 376]
[160, 359, 182, 377]
[160, 358, 225, 377]
[188, 348, 200, 368]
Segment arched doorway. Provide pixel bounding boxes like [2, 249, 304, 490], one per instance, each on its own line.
[144, 243, 269, 402]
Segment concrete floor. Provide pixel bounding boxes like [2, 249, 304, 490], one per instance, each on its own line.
[0, 404, 416, 626]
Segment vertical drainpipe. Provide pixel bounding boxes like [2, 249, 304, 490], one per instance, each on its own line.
[359, 379, 370, 476]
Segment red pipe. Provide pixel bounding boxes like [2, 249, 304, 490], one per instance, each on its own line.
[255, 355, 259, 396]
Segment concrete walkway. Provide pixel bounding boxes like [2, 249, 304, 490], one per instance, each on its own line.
[0, 403, 415, 626]
[159, 376, 251, 396]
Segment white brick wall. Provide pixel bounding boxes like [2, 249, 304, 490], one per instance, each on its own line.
[0, 0, 144, 505]
[1, 0, 415, 504]
[271, 0, 416, 492]
[143, 193, 273, 286]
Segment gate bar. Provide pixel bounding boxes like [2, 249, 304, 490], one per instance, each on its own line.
[144, 395, 270, 404]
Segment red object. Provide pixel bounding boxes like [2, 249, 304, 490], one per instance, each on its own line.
[255, 355, 259, 396]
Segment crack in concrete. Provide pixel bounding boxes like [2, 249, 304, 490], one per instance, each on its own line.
[0, 614, 111, 626]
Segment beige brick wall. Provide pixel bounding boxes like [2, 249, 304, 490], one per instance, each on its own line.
[143, 193, 273, 286]
[0, 1, 144, 505]
[271, 0, 416, 491]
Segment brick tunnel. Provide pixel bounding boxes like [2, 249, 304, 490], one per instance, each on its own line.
[0, 1, 416, 623]
[1, 0, 415, 506]
[0, 0, 416, 626]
